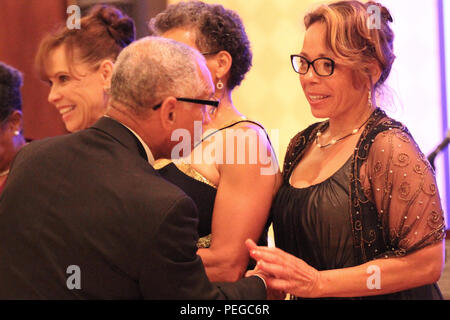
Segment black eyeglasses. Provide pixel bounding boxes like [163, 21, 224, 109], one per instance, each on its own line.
[152, 97, 219, 113]
[290, 55, 335, 77]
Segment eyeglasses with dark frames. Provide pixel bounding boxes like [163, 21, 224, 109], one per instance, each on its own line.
[152, 97, 220, 111]
[290, 55, 335, 77]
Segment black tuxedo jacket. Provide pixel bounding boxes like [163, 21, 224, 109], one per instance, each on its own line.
[0, 117, 266, 299]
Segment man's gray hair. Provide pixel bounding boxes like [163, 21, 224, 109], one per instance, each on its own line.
[110, 36, 208, 114]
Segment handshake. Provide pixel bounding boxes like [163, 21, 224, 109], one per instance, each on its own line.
[245, 239, 321, 300]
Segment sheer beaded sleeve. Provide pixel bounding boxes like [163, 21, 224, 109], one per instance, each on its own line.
[363, 128, 445, 256]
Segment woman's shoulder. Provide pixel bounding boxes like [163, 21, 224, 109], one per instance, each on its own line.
[366, 109, 409, 138]
[218, 117, 268, 135]
[369, 126, 425, 160]
[363, 111, 428, 165]
[207, 117, 273, 149]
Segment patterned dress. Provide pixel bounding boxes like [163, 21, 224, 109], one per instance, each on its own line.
[272, 108, 446, 299]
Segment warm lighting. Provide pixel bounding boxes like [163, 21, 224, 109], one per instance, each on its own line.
[167, 0, 449, 223]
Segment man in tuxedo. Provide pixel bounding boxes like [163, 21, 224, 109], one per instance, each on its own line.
[0, 37, 266, 299]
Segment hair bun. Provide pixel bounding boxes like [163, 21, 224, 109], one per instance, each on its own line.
[381, 6, 393, 23]
[89, 5, 135, 47]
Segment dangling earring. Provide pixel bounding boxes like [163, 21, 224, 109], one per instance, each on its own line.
[216, 79, 224, 90]
[368, 88, 373, 108]
[13, 130, 20, 136]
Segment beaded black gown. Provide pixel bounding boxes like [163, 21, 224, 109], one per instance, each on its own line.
[271, 109, 445, 299]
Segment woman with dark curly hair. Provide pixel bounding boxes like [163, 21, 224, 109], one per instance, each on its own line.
[35, 4, 135, 133]
[0, 62, 26, 194]
[149, 1, 280, 282]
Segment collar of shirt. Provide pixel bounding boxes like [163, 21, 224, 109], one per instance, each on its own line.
[104, 115, 155, 166]
[123, 124, 156, 166]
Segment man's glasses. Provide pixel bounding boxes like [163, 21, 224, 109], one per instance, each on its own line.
[152, 97, 219, 114]
[290, 55, 335, 77]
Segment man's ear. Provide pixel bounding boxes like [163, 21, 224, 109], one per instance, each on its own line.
[159, 97, 178, 130]
[99, 59, 114, 90]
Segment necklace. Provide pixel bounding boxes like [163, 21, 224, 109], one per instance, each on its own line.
[315, 115, 371, 148]
[0, 169, 9, 177]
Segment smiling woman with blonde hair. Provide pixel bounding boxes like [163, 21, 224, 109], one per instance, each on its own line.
[35, 4, 135, 133]
[248, 0, 446, 300]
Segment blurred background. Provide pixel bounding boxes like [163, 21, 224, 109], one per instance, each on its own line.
[0, 0, 449, 296]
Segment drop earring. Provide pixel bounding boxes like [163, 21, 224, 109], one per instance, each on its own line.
[13, 130, 20, 136]
[216, 79, 224, 90]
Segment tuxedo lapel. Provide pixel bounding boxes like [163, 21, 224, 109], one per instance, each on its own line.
[91, 117, 148, 162]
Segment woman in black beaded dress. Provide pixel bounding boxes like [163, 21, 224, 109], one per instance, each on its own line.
[247, 1, 446, 299]
[35, 5, 135, 133]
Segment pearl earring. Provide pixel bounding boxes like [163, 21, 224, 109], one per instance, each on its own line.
[13, 130, 20, 136]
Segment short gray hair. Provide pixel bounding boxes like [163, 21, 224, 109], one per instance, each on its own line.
[110, 36, 208, 115]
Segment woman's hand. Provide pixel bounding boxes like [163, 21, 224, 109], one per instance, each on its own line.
[245, 239, 321, 298]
